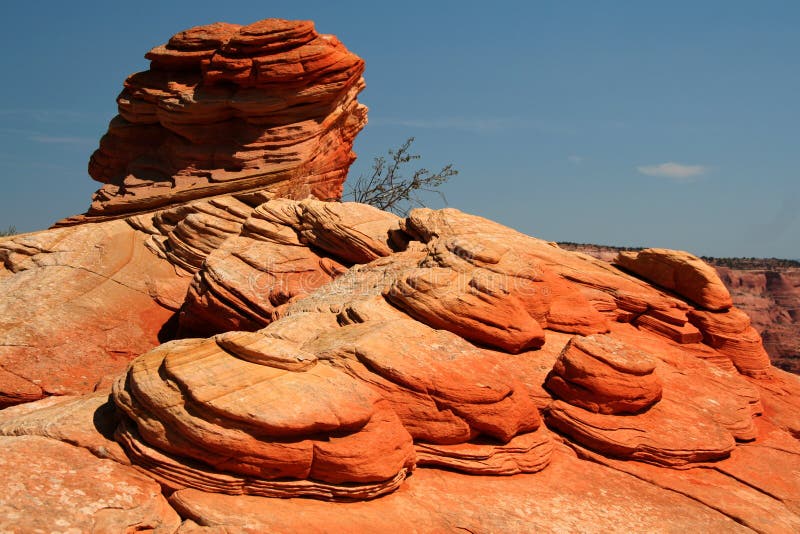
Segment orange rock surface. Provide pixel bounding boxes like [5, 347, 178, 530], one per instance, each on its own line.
[545, 334, 663, 414]
[615, 248, 734, 310]
[0, 435, 180, 532]
[719, 266, 800, 372]
[71, 18, 366, 221]
[1, 16, 800, 532]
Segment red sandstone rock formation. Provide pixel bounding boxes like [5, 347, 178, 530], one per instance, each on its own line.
[0, 17, 368, 407]
[4, 196, 800, 528]
[545, 334, 663, 414]
[70, 18, 366, 222]
[562, 243, 800, 373]
[615, 248, 734, 311]
[2, 17, 800, 533]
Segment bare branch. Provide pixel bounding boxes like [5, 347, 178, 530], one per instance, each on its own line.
[345, 137, 458, 215]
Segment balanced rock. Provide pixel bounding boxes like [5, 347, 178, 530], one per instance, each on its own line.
[0, 17, 371, 405]
[75, 18, 366, 220]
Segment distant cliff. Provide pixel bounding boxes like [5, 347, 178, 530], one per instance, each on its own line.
[559, 242, 800, 373]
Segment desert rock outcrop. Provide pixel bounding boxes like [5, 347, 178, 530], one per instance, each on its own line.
[562, 242, 800, 374]
[545, 334, 662, 414]
[1, 16, 800, 533]
[73, 18, 366, 221]
[616, 248, 734, 310]
[112, 334, 415, 500]
[719, 266, 800, 372]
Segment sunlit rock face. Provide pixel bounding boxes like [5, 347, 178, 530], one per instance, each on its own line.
[72, 18, 366, 222]
[103, 201, 799, 516]
[2, 16, 800, 533]
[0, 18, 368, 408]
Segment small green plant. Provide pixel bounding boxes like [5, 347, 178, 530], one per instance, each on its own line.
[0, 225, 16, 237]
[346, 137, 458, 216]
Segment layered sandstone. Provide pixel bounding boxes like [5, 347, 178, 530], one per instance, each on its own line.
[0, 17, 368, 406]
[0, 193, 275, 407]
[719, 266, 800, 373]
[0, 220, 188, 407]
[112, 334, 415, 500]
[69, 18, 366, 221]
[615, 248, 734, 311]
[1, 16, 800, 533]
[3, 197, 800, 527]
[99, 201, 795, 513]
[562, 243, 800, 373]
[545, 334, 663, 414]
[178, 199, 399, 336]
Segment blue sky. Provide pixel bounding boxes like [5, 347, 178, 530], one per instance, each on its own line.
[0, 1, 798, 258]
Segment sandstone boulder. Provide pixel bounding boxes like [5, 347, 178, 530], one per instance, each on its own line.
[615, 248, 734, 311]
[545, 334, 663, 414]
[112, 334, 415, 499]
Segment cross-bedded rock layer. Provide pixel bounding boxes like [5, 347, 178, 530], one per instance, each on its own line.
[70, 18, 366, 222]
[1, 16, 800, 532]
[87, 199, 795, 513]
[5, 195, 800, 526]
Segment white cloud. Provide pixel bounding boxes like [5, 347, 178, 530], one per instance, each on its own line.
[568, 155, 583, 164]
[636, 162, 709, 182]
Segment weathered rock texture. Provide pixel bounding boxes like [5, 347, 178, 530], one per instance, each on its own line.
[0, 435, 181, 532]
[0, 220, 188, 407]
[2, 17, 800, 533]
[5, 199, 800, 528]
[615, 248, 734, 311]
[0, 193, 274, 407]
[94, 202, 798, 525]
[112, 333, 415, 500]
[177, 199, 397, 336]
[562, 243, 800, 373]
[70, 18, 366, 221]
[545, 334, 663, 414]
